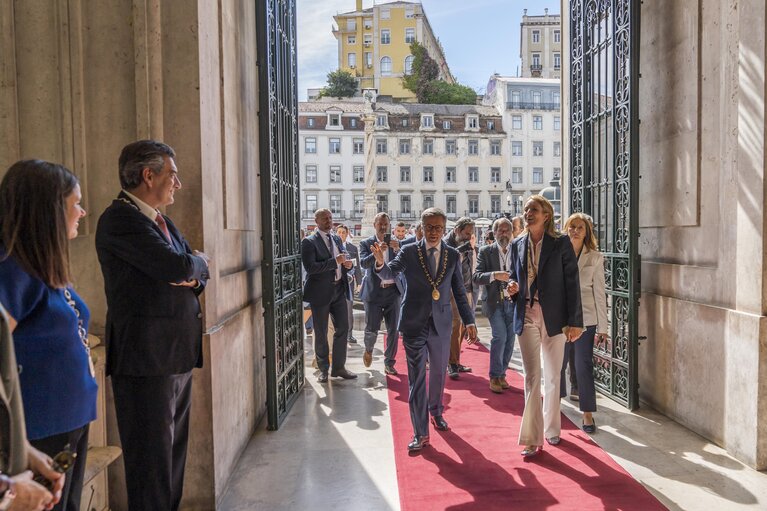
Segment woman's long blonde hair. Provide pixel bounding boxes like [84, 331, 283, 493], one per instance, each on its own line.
[564, 212, 598, 251]
[523, 195, 560, 238]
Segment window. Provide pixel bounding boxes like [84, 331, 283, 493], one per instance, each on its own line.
[491, 140, 501, 155]
[354, 194, 364, 214]
[399, 138, 411, 154]
[376, 114, 388, 127]
[533, 167, 543, 184]
[328, 113, 341, 126]
[532, 90, 542, 105]
[512, 115, 522, 129]
[400, 166, 411, 182]
[554, 116, 561, 131]
[445, 166, 456, 183]
[467, 115, 479, 129]
[554, 29, 561, 43]
[532, 53, 541, 67]
[347, 19, 356, 30]
[381, 29, 391, 44]
[405, 28, 415, 43]
[445, 139, 456, 154]
[305, 137, 316, 153]
[380, 8, 390, 19]
[512, 167, 523, 183]
[376, 138, 387, 154]
[364, 18, 372, 30]
[353, 165, 364, 183]
[421, 114, 434, 128]
[365, 52, 373, 67]
[423, 138, 434, 154]
[469, 195, 479, 214]
[402, 118, 409, 127]
[491, 195, 501, 214]
[404, 55, 414, 74]
[306, 194, 317, 212]
[511, 90, 521, 107]
[307, 118, 315, 128]
[423, 167, 434, 183]
[347, 35, 356, 45]
[446, 195, 457, 214]
[350, 118, 357, 128]
[305, 165, 317, 183]
[423, 194, 434, 209]
[532, 30, 540, 43]
[553, 141, 561, 157]
[400, 194, 411, 215]
[487, 120, 495, 130]
[353, 138, 364, 154]
[443, 120, 452, 130]
[468, 139, 479, 155]
[533, 141, 544, 156]
[376, 166, 388, 182]
[512, 141, 523, 156]
[329, 137, 341, 154]
[329, 165, 342, 183]
[348, 53, 357, 68]
[553, 167, 561, 180]
[490, 167, 501, 183]
[533, 115, 543, 130]
[405, 6, 415, 18]
[468, 167, 479, 183]
[553, 52, 561, 70]
[377, 194, 388, 213]
[553, 92, 561, 107]
[380, 56, 392, 75]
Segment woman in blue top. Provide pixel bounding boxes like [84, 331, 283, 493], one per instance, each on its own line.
[0, 160, 97, 511]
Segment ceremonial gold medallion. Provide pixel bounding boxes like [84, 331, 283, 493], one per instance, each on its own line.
[432, 288, 440, 301]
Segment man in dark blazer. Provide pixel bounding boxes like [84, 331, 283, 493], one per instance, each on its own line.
[95, 140, 210, 511]
[336, 225, 361, 344]
[400, 222, 422, 247]
[473, 217, 516, 394]
[443, 217, 476, 379]
[372, 208, 477, 452]
[302, 209, 356, 383]
[359, 213, 405, 375]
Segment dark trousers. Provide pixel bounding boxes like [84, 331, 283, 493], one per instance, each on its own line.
[403, 316, 449, 437]
[112, 371, 193, 511]
[560, 326, 597, 412]
[30, 424, 89, 511]
[311, 281, 349, 373]
[363, 287, 401, 366]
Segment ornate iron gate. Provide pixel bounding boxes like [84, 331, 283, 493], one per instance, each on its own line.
[257, 0, 304, 429]
[569, 0, 641, 409]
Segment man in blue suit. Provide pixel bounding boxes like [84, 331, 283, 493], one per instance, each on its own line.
[336, 224, 362, 344]
[373, 208, 477, 452]
[359, 213, 405, 374]
[302, 209, 356, 383]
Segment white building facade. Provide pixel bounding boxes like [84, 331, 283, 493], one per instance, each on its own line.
[519, 9, 562, 79]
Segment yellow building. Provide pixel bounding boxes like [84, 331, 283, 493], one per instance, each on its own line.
[333, 0, 454, 101]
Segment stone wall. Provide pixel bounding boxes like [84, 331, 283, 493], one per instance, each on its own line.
[0, 0, 267, 507]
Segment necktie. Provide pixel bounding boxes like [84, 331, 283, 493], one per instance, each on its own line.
[155, 213, 172, 244]
[428, 247, 438, 278]
[327, 234, 341, 281]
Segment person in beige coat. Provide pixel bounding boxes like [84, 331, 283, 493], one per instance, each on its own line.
[559, 213, 608, 433]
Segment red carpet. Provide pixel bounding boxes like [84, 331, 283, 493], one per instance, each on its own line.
[384, 339, 666, 511]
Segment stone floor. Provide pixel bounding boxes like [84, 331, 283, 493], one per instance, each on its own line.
[219, 319, 767, 511]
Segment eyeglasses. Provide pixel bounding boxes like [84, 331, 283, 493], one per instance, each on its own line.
[423, 224, 445, 233]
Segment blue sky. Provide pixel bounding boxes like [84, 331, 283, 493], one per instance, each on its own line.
[297, 0, 563, 100]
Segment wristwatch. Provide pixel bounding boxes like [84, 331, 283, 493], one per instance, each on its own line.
[0, 474, 16, 511]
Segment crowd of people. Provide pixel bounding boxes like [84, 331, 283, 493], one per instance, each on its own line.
[302, 197, 608, 456]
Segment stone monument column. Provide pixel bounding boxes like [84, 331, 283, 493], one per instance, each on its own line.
[360, 88, 378, 237]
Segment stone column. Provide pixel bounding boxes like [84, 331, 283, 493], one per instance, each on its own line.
[360, 88, 378, 237]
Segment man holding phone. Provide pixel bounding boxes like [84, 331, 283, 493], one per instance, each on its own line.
[358, 213, 405, 375]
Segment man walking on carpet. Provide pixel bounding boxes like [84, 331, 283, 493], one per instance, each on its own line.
[372, 208, 477, 452]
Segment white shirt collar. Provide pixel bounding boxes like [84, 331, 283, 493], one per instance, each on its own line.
[123, 190, 161, 223]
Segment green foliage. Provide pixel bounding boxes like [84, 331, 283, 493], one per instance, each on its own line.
[402, 41, 476, 105]
[319, 69, 357, 98]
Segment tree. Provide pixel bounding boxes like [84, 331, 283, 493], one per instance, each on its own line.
[319, 69, 357, 98]
[402, 41, 476, 105]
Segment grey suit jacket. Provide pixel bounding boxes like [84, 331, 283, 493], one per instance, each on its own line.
[473, 242, 513, 317]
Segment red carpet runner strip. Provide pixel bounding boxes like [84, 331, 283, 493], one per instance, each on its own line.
[384, 340, 666, 510]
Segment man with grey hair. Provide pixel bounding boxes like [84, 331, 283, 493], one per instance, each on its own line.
[372, 208, 477, 451]
[511, 215, 525, 239]
[473, 217, 517, 393]
[443, 217, 476, 379]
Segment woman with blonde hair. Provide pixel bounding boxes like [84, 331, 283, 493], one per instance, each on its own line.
[506, 195, 583, 458]
[559, 213, 608, 433]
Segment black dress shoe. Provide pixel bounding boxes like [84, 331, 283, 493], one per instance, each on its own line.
[407, 435, 430, 451]
[447, 364, 459, 380]
[348, 336, 358, 344]
[431, 415, 449, 431]
[456, 364, 472, 373]
[330, 368, 358, 379]
[582, 418, 597, 434]
[384, 364, 398, 375]
[317, 372, 328, 383]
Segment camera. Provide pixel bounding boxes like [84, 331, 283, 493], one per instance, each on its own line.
[383, 233, 392, 244]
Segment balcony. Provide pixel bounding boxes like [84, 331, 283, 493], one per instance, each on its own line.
[530, 64, 543, 77]
[506, 102, 561, 111]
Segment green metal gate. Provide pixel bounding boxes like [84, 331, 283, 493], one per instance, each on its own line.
[257, 0, 304, 429]
[569, 0, 641, 409]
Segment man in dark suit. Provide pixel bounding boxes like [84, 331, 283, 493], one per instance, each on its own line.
[302, 209, 356, 383]
[95, 140, 210, 511]
[372, 208, 477, 452]
[473, 217, 516, 394]
[336, 225, 362, 345]
[359, 213, 405, 375]
[443, 217, 476, 379]
[400, 222, 422, 247]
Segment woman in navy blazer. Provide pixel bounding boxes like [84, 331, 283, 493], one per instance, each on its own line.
[508, 195, 583, 458]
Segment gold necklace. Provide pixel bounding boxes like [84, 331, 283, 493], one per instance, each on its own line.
[417, 244, 448, 300]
